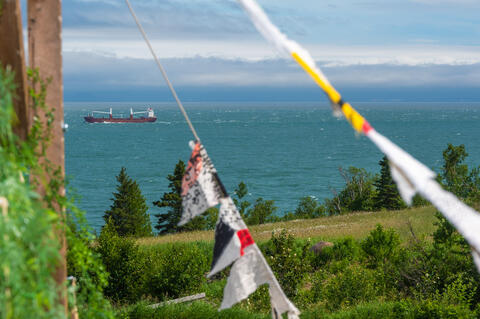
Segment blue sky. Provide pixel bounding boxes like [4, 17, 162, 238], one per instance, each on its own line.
[36, 0, 480, 101]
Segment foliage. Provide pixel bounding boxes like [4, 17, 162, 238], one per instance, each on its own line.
[96, 220, 148, 303]
[312, 237, 360, 268]
[147, 242, 210, 300]
[153, 160, 184, 234]
[0, 66, 113, 318]
[361, 224, 400, 268]
[153, 160, 208, 234]
[282, 196, 326, 220]
[116, 301, 271, 319]
[103, 167, 152, 237]
[244, 197, 278, 225]
[262, 230, 312, 298]
[441, 143, 480, 203]
[104, 217, 480, 317]
[0, 69, 63, 318]
[321, 263, 381, 311]
[66, 200, 113, 318]
[325, 167, 376, 215]
[373, 156, 406, 210]
[232, 181, 251, 218]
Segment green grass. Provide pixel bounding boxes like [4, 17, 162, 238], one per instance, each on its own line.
[137, 205, 437, 246]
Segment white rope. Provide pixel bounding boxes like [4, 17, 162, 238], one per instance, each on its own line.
[125, 0, 201, 143]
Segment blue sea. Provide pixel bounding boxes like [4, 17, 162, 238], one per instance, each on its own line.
[64, 102, 480, 231]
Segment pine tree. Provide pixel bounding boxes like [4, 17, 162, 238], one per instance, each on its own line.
[153, 160, 207, 234]
[232, 181, 251, 219]
[373, 156, 406, 210]
[103, 167, 152, 237]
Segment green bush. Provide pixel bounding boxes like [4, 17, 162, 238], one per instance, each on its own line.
[325, 167, 376, 215]
[302, 299, 478, 319]
[261, 230, 312, 298]
[361, 224, 400, 268]
[245, 197, 278, 225]
[0, 66, 113, 318]
[117, 301, 271, 319]
[282, 196, 326, 221]
[96, 220, 149, 303]
[147, 242, 211, 300]
[319, 263, 381, 311]
[312, 237, 360, 268]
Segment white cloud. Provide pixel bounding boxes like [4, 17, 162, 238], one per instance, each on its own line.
[63, 51, 480, 90]
[63, 28, 480, 68]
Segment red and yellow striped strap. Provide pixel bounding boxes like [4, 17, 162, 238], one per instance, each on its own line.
[292, 52, 372, 135]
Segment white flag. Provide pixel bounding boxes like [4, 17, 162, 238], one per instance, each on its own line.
[368, 129, 480, 271]
[179, 141, 226, 226]
[210, 198, 300, 318]
[236, 0, 480, 272]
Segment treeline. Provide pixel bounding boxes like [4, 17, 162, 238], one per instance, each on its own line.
[103, 143, 480, 238]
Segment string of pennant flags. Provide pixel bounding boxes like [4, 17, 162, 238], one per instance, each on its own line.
[125, 1, 300, 317]
[236, 0, 480, 269]
[126, 0, 480, 318]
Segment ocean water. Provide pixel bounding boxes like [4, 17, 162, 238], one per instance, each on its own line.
[64, 102, 480, 231]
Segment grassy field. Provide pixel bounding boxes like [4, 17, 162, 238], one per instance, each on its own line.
[137, 205, 438, 246]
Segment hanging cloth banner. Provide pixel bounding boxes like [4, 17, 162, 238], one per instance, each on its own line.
[179, 141, 227, 226]
[124, 2, 300, 316]
[236, 0, 480, 271]
[179, 143, 300, 317]
[209, 198, 300, 319]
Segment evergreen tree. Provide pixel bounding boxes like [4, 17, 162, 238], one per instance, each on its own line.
[440, 144, 480, 205]
[373, 156, 406, 210]
[103, 167, 152, 237]
[153, 160, 207, 234]
[441, 144, 470, 198]
[232, 181, 251, 219]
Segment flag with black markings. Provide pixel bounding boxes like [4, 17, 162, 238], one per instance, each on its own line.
[209, 198, 300, 319]
[179, 141, 226, 226]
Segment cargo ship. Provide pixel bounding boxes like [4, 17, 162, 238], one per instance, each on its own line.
[84, 107, 157, 123]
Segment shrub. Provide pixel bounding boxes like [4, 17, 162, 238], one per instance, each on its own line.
[312, 237, 360, 268]
[361, 224, 400, 268]
[0, 66, 113, 318]
[117, 301, 271, 319]
[147, 242, 211, 300]
[320, 263, 381, 311]
[262, 230, 312, 298]
[96, 220, 148, 303]
[325, 167, 376, 215]
[245, 197, 278, 225]
[282, 196, 326, 221]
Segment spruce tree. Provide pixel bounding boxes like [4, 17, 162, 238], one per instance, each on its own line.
[373, 156, 406, 210]
[103, 167, 152, 237]
[153, 160, 207, 234]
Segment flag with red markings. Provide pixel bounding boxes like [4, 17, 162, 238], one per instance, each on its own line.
[179, 141, 226, 226]
[208, 198, 300, 319]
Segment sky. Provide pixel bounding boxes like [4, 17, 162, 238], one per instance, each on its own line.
[27, 0, 480, 101]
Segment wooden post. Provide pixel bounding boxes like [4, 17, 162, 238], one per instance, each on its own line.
[0, 0, 30, 140]
[27, 0, 67, 315]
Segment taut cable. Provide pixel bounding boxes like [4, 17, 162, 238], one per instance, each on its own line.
[125, 0, 201, 142]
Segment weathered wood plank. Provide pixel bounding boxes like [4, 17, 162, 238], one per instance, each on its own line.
[149, 293, 207, 309]
[0, 0, 30, 140]
[27, 0, 67, 315]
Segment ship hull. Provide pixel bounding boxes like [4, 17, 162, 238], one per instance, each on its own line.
[84, 116, 157, 123]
